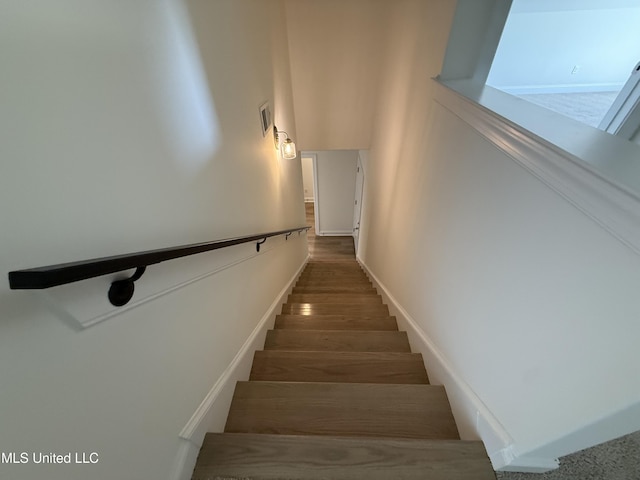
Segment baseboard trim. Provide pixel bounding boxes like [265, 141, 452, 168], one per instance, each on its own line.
[170, 255, 309, 480]
[357, 257, 559, 473]
[493, 446, 560, 473]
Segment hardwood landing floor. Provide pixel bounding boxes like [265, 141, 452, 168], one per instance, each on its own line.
[305, 202, 356, 261]
[191, 213, 496, 479]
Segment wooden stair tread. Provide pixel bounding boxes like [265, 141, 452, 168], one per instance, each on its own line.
[298, 273, 368, 279]
[250, 351, 429, 384]
[294, 279, 373, 287]
[225, 382, 460, 440]
[307, 258, 360, 266]
[299, 268, 366, 274]
[288, 293, 382, 303]
[303, 262, 362, 266]
[275, 314, 398, 331]
[303, 265, 363, 271]
[299, 275, 364, 278]
[265, 329, 411, 352]
[191, 250, 496, 479]
[193, 433, 495, 480]
[296, 278, 371, 285]
[281, 303, 389, 315]
[292, 285, 377, 293]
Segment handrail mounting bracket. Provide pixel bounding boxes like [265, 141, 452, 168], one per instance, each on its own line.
[108, 266, 147, 307]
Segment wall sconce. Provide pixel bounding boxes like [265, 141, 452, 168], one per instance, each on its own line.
[273, 125, 297, 159]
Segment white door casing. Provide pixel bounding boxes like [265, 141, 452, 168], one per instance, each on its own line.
[353, 156, 364, 253]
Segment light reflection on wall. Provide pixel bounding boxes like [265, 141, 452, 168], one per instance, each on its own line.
[153, 1, 221, 175]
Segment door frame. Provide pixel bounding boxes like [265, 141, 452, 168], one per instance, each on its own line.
[309, 153, 320, 235]
[353, 155, 365, 254]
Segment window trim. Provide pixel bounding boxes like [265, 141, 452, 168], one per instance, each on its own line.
[599, 61, 640, 140]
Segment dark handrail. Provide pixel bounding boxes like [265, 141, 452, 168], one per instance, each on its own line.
[8, 226, 310, 306]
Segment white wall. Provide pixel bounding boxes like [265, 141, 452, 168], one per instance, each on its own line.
[306, 150, 358, 235]
[301, 156, 315, 202]
[284, 0, 390, 150]
[487, 1, 640, 94]
[358, 0, 640, 472]
[0, 1, 306, 479]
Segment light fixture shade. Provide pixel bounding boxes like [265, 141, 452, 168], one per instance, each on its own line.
[280, 138, 297, 159]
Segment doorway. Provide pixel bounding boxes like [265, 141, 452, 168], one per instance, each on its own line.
[301, 154, 318, 236]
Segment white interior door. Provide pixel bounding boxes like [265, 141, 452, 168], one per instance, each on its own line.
[353, 157, 364, 254]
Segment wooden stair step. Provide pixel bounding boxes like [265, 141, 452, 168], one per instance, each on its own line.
[292, 285, 377, 294]
[299, 275, 367, 280]
[225, 382, 460, 440]
[264, 330, 410, 352]
[305, 258, 360, 262]
[307, 243, 356, 248]
[308, 241, 354, 245]
[301, 269, 364, 275]
[303, 262, 359, 266]
[300, 266, 365, 272]
[297, 273, 369, 279]
[275, 314, 398, 331]
[281, 303, 389, 316]
[193, 433, 495, 480]
[288, 293, 382, 304]
[296, 277, 370, 284]
[295, 279, 372, 287]
[303, 263, 363, 270]
[299, 272, 367, 278]
[307, 252, 357, 259]
[301, 267, 366, 276]
[297, 271, 368, 278]
[250, 351, 429, 384]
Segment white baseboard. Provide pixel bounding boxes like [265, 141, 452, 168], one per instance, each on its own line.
[494, 82, 624, 95]
[494, 447, 560, 473]
[169, 255, 309, 480]
[357, 257, 559, 473]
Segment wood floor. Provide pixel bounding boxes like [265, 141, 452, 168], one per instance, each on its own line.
[305, 202, 357, 261]
[191, 203, 495, 479]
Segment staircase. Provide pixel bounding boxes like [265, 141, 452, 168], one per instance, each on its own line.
[191, 233, 495, 479]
